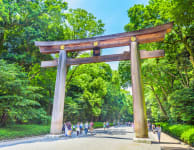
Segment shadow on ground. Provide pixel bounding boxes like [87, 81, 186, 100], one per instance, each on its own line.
[161, 147, 193, 150]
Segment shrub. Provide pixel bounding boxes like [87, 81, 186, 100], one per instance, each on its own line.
[0, 124, 50, 140]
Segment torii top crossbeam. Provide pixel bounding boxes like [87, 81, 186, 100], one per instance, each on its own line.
[35, 22, 173, 54]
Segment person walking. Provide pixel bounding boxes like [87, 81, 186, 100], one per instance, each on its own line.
[67, 121, 72, 136]
[106, 121, 109, 128]
[62, 122, 66, 134]
[80, 122, 83, 135]
[103, 122, 106, 131]
[76, 122, 80, 136]
[155, 125, 162, 143]
[84, 121, 89, 135]
[90, 121, 94, 135]
[152, 124, 156, 133]
[65, 122, 68, 136]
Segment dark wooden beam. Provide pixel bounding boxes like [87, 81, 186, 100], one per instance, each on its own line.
[35, 23, 173, 54]
[93, 47, 101, 56]
[41, 50, 164, 67]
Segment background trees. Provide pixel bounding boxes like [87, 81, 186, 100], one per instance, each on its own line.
[0, 0, 132, 126]
[119, 0, 194, 124]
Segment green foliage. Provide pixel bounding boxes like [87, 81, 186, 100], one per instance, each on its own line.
[168, 88, 194, 124]
[119, 0, 194, 124]
[93, 122, 113, 128]
[155, 123, 194, 146]
[0, 60, 48, 125]
[0, 124, 50, 140]
[65, 61, 133, 122]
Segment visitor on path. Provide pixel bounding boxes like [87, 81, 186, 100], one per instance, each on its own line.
[152, 124, 156, 133]
[62, 122, 66, 134]
[80, 122, 83, 135]
[65, 122, 68, 136]
[155, 125, 162, 143]
[89, 121, 94, 135]
[76, 122, 80, 136]
[67, 122, 72, 136]
[103, 122, 106, 131]
[106, 121, 109, 128]
[84, 121, 89, 135]
[73, 124, 76, 133]
[131, 122, 134, 131]
[148, 122, 152, 131]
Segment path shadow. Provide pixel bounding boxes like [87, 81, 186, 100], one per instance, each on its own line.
[94, 136, 133, 141]
[152, 141, 181, 144]
[161, 146, 193, 150]
[95, 129, 129, 136]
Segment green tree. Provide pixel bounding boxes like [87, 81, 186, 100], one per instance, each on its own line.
[119, 0, 193, 123]
[0, 60, 47, 126]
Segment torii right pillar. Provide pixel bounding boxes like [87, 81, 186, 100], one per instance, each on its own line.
[131, 36, 148, 138]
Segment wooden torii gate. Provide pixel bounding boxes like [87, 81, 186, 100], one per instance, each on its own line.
[35, 22, 173, 138]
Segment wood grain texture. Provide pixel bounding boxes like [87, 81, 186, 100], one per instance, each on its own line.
[35, 22, 173, 54]
[40, 50, 164, 67]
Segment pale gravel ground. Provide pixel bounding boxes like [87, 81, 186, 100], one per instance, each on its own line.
[0, 126, 161, 150]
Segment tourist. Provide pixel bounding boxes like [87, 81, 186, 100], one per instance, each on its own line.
[67, 121, 72, 136]
[152, 124, 156, 133]
[62, 122, 65, 134]
[106, 121, 109, 128]
[76, 122, 80, 136]
[149, 122, 152, 131]
[90, 121, 94, 135]
[155, 125, 162, 143]
[65, 122, 68, 136]
[84, 121, 89, 135]
[80, 122, 83, 135]
[103, 122, 106, 131]
[131, 122, 134, 131]
[72, 124, 76, 134]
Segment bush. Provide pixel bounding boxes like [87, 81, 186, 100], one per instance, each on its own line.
[155, 122, 194, 146]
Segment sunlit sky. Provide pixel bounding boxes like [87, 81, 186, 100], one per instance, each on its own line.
[66, 0, 149, 70]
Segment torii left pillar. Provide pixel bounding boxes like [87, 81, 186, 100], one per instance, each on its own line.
[50, 50, 66, 134]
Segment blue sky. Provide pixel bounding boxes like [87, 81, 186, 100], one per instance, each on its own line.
[66, 0, 149, 69]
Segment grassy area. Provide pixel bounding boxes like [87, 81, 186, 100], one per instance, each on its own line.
[0, 122, 113, 140]
[155, 122, 194, 146]
[0, 124, 50, 140]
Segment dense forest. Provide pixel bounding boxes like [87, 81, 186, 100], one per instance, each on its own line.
[0, 0, 193, 127]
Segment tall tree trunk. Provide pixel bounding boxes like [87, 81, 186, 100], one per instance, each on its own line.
[150, 85, 169, 119]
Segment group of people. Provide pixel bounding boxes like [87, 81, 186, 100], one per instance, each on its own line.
[62, 121, 94, 137]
